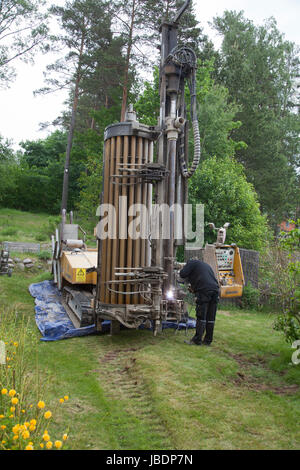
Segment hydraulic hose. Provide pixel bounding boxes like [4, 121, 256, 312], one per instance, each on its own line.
[179, 70, 201, 179]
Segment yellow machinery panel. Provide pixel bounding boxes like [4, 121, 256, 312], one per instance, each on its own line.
[203, 244, 245, 298]
[215, 245, 244, 298]
[60, 249, 98, 286]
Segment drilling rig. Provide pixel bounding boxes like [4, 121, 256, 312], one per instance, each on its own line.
[51, 1, 244, 334]
[51, 0, 199, 333]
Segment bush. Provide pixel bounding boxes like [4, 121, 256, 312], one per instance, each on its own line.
[189, 156, 269, 251]
[270, 220, 300, 343]
[240, 282, 260, 310]
[37, 251, 52, 261]
[35, 233, 48, 242]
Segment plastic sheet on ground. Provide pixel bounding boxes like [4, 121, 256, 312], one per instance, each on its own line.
[29, 280, 195, 341]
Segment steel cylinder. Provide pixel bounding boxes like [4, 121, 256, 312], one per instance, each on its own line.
[98, 120, 154, 306]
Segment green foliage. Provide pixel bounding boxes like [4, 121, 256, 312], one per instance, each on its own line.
[0, 227, 18, 237]
[20, 131, 67, 168]
[240, 282, 260, 310]
[75, 130, 104, 232]
[0, 0, 49, 87]
[273, 220, 300, 343]
[0, 135, 16, 163]
[213, 11, 300, 225]
[195, 59, 247, 161]
[35, 216, 62, 243]
[189, 155, 269, 251]
[134, 68, 160, 126]
[37, 250, 52, 261]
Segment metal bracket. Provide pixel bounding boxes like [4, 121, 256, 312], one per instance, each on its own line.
[111, 162, 169, 184]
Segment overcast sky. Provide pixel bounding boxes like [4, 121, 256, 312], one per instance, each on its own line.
[0, 0, 299, 150]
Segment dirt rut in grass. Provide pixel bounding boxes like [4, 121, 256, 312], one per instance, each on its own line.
[98, 346, 173, 449]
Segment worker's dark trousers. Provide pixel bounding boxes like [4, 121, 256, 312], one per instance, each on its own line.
[192, 290, 219, 345]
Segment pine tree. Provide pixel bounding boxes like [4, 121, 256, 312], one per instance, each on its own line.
[36, 0, 122, 211]
[0, 0, 49, 86]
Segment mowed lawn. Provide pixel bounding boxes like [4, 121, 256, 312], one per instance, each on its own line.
[0, 209, 299, 450]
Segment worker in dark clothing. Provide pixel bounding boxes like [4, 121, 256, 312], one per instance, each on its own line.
[180, 259, 220, 346]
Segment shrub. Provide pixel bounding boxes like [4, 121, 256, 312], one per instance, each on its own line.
[37, 251, 52, 261]
[240, 282, 260, 310]
[272, 220, 300, 343]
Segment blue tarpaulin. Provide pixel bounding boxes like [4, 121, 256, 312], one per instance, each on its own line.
[29, 280, 195, 341]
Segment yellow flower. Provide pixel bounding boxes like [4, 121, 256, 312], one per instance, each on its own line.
[44, 411, 52, 419]
[59, 398, 64, 403]
[10, 407, 15, 413]
[62, 433, 68, 441]
[54, 440, 62, 449]
[1, 440, 6, 444]
[22, 430, 30, 439]
[13, 435, 19, 441]
[43, 434, 50, 442]
[40, 443, 44, 448]
[63, 395, 69, 401]
[30, 419, 37, 426]
[0, 425, 6, 430]
[25, 444, 33, 450]
[12, 424, 20, 434]
[11, 397, 18, 405]
[13, 342, 18, 347]
[9, 415, 14, 419]
[46, 441, 52, 449]
[0, 415, 4, 419]
[8, 389, 16, 397]
[24, 422, 30, 428]
[29, 424, 36, 432]
[37, 401, 45, 409]
[21, 410, 25, 413]
[1, 389, 7, 395]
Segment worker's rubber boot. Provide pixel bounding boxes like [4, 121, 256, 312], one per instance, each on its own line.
[203, 322, 215, 345]
[184, 339, 202, 346]
[189, 319, 206, 345]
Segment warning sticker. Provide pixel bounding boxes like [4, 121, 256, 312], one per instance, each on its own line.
[76, 268, 86, 283]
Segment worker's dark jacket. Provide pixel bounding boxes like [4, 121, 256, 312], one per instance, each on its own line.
[179, 260, 219, 295]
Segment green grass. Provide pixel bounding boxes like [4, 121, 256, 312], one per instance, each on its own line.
[0, 268, 299, 450]
[0, 208, 51, 244]
[0, 209, 299, 450]
[0, 208, 96, 247]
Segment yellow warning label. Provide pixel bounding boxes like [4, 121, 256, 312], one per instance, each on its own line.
[76, 268, 86, 283]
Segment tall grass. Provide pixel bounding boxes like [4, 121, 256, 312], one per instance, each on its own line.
[0, 308, 70, 450]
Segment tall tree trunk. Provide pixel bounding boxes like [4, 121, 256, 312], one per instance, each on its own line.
[120, 0, 136, 122]
[61, 32, 85, 213]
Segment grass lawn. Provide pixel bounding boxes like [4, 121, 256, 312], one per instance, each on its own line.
[0, 209, 299, 450]
[0, 208, 54, 243]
